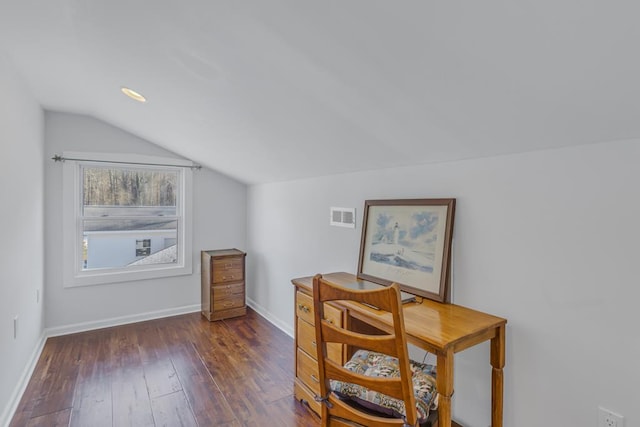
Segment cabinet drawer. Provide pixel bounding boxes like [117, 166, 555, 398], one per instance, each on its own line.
[294, 379, 321, 415]
[295, 291, 315, 324]
[213, 282, 244, 298]
[213, 293, 245, 311]
[296, 348, 320, 394]
[212, 258, 244, 283]
[297, 317, 343, 364]
[297, 318, 317, 357]
[324, 304, 342, 328]
[295, 291, 342, 326]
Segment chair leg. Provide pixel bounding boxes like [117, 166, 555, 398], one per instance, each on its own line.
[420, 409, 438, 427]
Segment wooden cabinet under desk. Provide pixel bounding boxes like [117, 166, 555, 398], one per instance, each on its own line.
[293, 287, 345, 415]
[201, 249, 246, 321]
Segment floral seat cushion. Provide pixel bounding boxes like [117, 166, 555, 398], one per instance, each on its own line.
[330, 350, 438, 423]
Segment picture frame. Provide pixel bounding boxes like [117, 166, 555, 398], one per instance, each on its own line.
[357, 198, 456, 302]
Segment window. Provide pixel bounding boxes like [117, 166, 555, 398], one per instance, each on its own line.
[63, 152, 193, 287]
[135, 239, 151, 257]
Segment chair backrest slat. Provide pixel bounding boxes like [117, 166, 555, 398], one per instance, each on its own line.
[320, 321, 399, 357]
[323, 359, 406, 402]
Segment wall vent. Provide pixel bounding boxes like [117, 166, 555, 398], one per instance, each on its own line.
[330, 207, 356, 228]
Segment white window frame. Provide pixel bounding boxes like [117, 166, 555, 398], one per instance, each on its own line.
[63, 151, 193, 287]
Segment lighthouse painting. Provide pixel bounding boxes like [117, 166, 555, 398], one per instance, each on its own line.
[358, 199, 455, 302]
[368, 212, 438, 273]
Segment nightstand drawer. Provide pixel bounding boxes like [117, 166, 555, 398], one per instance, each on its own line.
[213, 293, 244, 311]
[211, 256, 244, 283]
[212, 266, 243, 283]
[213, 282, 244, 298]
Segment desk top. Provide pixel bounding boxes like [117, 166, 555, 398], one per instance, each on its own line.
[292, 272, 507, 354]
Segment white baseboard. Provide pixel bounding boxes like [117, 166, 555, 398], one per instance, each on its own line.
[246, 297, 294, 338]
[1, 331, 47, 427]
[45, 304, 201, 337]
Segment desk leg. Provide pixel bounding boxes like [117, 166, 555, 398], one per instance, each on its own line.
[490, 325, 506, 427]
[436, 349, 454, 427]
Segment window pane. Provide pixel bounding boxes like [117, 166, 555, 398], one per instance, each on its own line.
[83, 218, 178, 270]
[82, 166, 177, 216]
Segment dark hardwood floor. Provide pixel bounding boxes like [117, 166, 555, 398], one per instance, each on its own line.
[10, 309, 320, 427]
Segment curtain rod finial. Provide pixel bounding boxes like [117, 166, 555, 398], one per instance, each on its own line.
[52, 154, 64, 162]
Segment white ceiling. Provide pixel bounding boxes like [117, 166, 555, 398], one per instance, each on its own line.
[1, 1, 639, 184]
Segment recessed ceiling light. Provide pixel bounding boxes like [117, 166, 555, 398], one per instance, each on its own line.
[121, 87, 146, 103]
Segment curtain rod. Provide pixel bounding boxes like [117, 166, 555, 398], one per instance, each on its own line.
[51, 154, 202, 170]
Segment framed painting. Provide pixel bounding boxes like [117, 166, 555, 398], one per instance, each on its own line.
[357, 198, 456, 302]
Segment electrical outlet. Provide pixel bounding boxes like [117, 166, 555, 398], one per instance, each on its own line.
[599, 407, 624, 427]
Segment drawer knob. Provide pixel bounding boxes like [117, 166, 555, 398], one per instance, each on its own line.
[297, 304, 310, 314]
[223, 275, 234, 280]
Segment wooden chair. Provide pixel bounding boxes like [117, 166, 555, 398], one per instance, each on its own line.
[312, 274, 439, 427]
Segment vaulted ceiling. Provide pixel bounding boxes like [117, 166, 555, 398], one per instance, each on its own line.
[1, 1, 639, 184]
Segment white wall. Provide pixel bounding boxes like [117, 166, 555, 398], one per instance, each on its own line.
[247, 140, 640, 427]
[0, 56, 45, 425]
[44, 112, 246, 330]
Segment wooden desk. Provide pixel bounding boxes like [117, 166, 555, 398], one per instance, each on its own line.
[292, 272, 507, 427]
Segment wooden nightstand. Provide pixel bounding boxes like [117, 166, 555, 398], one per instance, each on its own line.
[201, 249, 246, 321]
